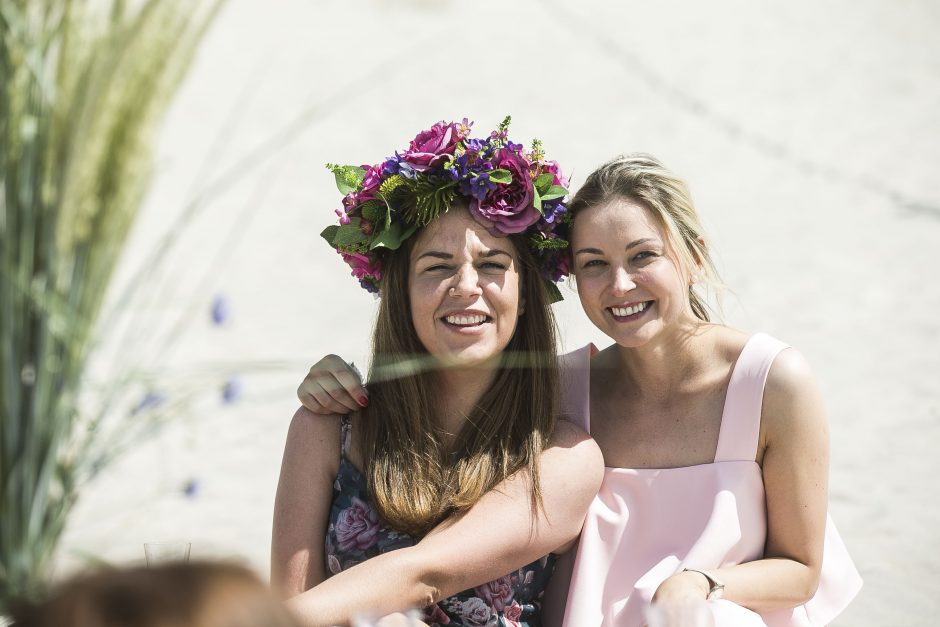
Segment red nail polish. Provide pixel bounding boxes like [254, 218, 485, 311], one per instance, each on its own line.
[358, 396, 369, 407]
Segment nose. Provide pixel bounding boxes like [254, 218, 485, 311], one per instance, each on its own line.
[450, 265, 483, 298]
[610, 266, 636, 296]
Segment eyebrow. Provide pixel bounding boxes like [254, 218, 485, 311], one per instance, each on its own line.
[416, 248, 513, 261]
[574, 238, 658, 256]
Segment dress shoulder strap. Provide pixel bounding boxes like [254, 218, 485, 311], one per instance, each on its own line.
[340, 414, 352, 457]
[558, 344, 594, 432]
[714, 333, 790, 462]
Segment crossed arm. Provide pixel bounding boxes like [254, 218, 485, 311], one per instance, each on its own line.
[272, 407, 603, 627]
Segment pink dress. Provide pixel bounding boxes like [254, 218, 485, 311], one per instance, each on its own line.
[557, 333, 862, 627]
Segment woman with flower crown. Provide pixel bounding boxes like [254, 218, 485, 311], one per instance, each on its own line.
[295, 147, 862, 625]
[271, 118, 604, 626]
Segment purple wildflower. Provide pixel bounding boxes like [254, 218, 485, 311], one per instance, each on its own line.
[210, 294, 229, 325]
[132, 391, 165, 415]
[182, 478, 201, 499]
[221, 378, 242, 404]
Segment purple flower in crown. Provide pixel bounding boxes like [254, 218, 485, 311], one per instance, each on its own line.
[401, 121, 464, 173]
[542, 200, 568, 224]
[469, 148, 538, 235]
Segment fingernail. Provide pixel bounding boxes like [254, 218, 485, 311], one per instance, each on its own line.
[358, 396, 369, 407]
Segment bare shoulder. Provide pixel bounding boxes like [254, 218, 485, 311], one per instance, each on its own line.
[546, 420, 604, 491]
[283, 407, 347, 475]
[287, 405, 344, 444]
[765, 346, 819, 401]
[762, 346, 829, 444]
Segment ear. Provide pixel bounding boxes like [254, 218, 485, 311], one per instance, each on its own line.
[518, 296, 526, 316]
[689, 236, 707, 285]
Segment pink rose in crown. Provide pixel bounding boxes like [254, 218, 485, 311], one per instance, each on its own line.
[340, 252, 382, 284]
[341, 164, 384, 213]
[360, 163, 384, 195]
[401, 121, 462, 172]
[539, 159, 569, 188]
[334, 496, 381, 551]
[469, 149, 538, 235]
[473, 575, 515, 612]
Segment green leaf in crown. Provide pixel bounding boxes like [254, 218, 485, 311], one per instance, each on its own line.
[326, 163, 366, 195]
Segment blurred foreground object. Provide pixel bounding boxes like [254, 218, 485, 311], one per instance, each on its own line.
[11, 561, 300, 627]
[0, 0, 223, 610]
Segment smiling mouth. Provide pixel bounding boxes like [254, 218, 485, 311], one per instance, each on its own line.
[607, 301, 652, 319]
[442, 313, 491, 327]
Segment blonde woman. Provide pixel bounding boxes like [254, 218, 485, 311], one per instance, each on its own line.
[297, 154, 861, 626]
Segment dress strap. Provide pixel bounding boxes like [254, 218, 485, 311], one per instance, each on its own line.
[340, 415, 352, 458]
[714, 333, 790, 462]
[558, 344, 595, 432]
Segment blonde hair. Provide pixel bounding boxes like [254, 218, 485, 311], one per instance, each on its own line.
[360, 208, 559, 537]
[568, 153, 722, 321]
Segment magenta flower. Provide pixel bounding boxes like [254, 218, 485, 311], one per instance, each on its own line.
[360, 163, 383, 193]
[401, 121, 462, 172]
[539, 159, 569, 188]
[469, 149, 538, 235]
[340, 251, 382, 284]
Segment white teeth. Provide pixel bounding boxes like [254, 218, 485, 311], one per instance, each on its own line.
[610, 302, 649, 317]
[445, 314, 487, 326]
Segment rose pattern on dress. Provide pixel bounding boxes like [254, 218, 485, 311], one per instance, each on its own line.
[474, 575, 515, 612]
[334, 495, 381, 551]
[324, 425, 556, 626]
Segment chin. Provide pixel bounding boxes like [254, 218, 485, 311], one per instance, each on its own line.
[436, 344, 503, 367]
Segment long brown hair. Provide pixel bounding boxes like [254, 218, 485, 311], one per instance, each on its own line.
[359, 209, 559, 537]
[568, 154, 722, 321]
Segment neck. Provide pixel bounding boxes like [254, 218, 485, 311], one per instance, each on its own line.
[612, 319, 713, 400]
[433, 361, 499, 440]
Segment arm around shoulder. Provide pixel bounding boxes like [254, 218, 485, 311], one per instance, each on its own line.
[413, 419, 604, 601]
[287, 420, 603, 625]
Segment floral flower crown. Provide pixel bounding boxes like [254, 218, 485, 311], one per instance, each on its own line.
[320, 116, 572, 302]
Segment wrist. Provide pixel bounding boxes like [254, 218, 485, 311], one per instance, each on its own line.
[682, 568, 725, 600]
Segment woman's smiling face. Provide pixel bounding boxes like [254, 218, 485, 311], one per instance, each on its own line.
[408, 207, 522, 366]
[572, 197, 695, 348]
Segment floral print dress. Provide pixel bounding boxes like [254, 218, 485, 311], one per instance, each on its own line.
[325, 416, 557, 626]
